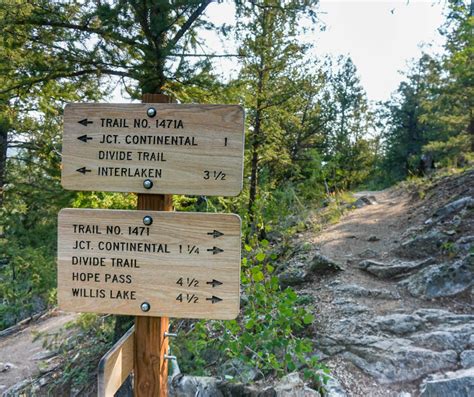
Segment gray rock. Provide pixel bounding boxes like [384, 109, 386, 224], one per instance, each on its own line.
[324, 376, 347, 397]
[375, 314, 423, 335]
[433, 196, 474, 220]
[218, 358, 262, 383]
[339, 303, 370, 315]
[278, 267, 308, 288]
[335, 284, 400, 300]
[410, 326, 473, 353]
[398, 230, 449, 259]
[358, 248, 379, 259]
[309, 253, 342, 273]
[400, 256, 474, 299]
[460, 350, 474, 369]
[413, 308, 474, 325]
[367, 235, 380, 242]
[358, 258, 434, 279]
[343, 338, 458, 384]
[273, 372, 321, 396]
[353, 195, 377, 208]
[169, 375, 224, 397]
[455, 236, 474, 254]
[419, 367, 474, 397]
[32, 350, 57, 361]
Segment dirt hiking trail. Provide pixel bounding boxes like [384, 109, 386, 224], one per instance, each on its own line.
[294, 173, 473, 396]
[0, 311, 76, 393]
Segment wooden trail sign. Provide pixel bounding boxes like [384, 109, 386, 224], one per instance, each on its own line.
[61, 103, 245, 196]
[98, 326, 134, 397]
[57, 209, 241, 320]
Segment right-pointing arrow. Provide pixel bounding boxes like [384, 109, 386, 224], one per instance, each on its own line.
[206, 296, 222, 304]
[207, 230, 224, 238]
[207, 246, 224, 255]
[206, 279, 223, 288]
[76, 167, 92, 174]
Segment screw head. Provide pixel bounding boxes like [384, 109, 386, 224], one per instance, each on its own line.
[143, 179, 153, 189]
[143, 216, 153, 226]
[147, 107, 157, 117]
[141, 302, 151, 312]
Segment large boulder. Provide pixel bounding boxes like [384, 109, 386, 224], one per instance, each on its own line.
[342, 338, 458, 384]
[358, 258, 434, 279]
[309, 254, 342, 273]
[432, 196, 474, 221]
[419, 367, 474, 397]
[397, 230, 449, 259]
[399, 256, 473, 299]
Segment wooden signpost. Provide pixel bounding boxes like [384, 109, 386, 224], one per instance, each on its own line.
[59, 95, 244, 397]
[62, 103, 244, 196]
[98, 326, 135, 397]
[57, 209, 241, 319]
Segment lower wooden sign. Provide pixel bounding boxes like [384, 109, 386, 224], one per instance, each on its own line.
[57, 209, 241, 319]
[98, 326, 134, 397]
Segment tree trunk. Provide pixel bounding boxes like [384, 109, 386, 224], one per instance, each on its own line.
[248, 109, 261, 227]
[0, 120, 8, 209]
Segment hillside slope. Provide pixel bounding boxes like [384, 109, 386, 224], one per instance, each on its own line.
[292, 170, 473, 396]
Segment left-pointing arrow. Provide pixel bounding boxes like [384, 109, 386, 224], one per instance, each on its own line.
[76, 167, 91, 174]
[77, 134, 93, 143]
[78, 118, 93, 126]
[206, 296, 222, 304]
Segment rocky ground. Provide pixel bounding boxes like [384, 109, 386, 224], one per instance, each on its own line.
[1, 170, 473, 396]
[284, 170, 473, 396]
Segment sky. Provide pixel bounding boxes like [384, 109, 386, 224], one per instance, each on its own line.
[312, 0, 446, 102]
[113, 1, 447, 104]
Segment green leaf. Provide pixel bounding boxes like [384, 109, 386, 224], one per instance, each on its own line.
[256, 252, 266, 262]
[303, 313, 314, 325]
[252, 271, 265, 282]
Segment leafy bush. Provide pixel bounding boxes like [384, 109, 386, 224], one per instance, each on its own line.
[174, 240, 325, 385]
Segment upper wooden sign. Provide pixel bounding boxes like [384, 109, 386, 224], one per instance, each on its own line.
[57, 209, 241, 319]
[62, 103, 245, 196]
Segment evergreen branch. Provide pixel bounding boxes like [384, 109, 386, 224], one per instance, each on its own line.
[12, 19, 139, 47]
[166, 0, 213, 52]
[0, 69, 131, 95]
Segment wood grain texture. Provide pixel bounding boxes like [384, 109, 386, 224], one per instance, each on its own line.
[61, 103, 245, 196]
[135, 93, 173, 397]
[98, 326, 134, 397]
[57, 209, 241, 320]
[135, 317, 168, 397]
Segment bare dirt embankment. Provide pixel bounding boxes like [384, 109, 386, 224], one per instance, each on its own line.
[0, 310, 76, 394]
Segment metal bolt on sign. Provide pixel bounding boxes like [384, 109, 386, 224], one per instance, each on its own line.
[143, 179, 153, 189]
[140, 302, 151, 312]
[147, 107, 157, 117]
[143, 215, 153, 226]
